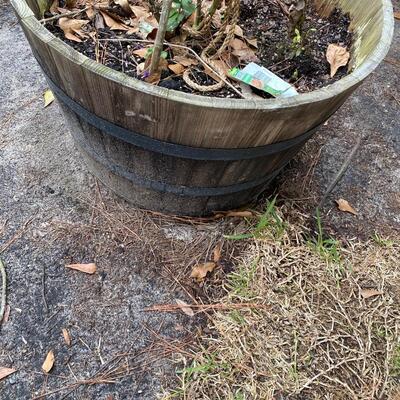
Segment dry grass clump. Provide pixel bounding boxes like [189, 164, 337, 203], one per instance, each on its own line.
[164, 205, 400, 399]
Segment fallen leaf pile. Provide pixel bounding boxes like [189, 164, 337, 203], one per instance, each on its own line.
[45, 0, 258, 86]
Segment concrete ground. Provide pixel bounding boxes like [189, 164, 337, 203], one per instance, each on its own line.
[0, 0, 399, 398]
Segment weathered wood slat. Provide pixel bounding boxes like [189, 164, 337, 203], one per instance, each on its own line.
[12, 0, 393, 149]
[10, 0, 394, 215]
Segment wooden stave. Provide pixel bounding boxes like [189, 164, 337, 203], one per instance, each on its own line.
[11, 0, 394, 150]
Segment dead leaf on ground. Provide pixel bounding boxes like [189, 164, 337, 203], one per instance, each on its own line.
[42, 350, 55, 373]
[229, 38, 259, 62]
[137, 16, 158, 39]
[394, 11, 400, 20]
[100, 11, 129, 30]
[62, 328, 71, 346]
[204, 60, 229, 82]
[175, 299, 194, 317]
[144, 57, 168, 84]
[361, 288, 383, 299]
[130, 5, 151, 19]
[59, 17, 89, 42]
[326, 44, 350, 77]
[225, 210, 253, 218]
[245, 37, 258, 48]
[336, 199, 357, 216]
[190, 262, 216, 282]
[168, 63, 186, 75]
[226, 24, 244, 38]
[49, 0, 59, 14]
[65, 263, 97, 274]
[132, 47, 150, 58]
[136, 62, 145, 75]
[173, 56, 197, 67]
[1, 304, 10, 324]
[94, 13, 105, 29]
[43, 89, 54, 108]
[213, 244, 221, 263]
[86, 7, 95, 19]
[0, 367, 16, 381]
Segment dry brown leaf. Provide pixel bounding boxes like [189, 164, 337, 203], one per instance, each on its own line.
[1, 304, 10, 324]
[100, 11, 129, 30]
[226, 24, 243, 38]
[62, 328, 71, 346]
[130, 5, 150, 19]
[394, 11, 400, 20]
[230, 38, 259, 62]
[168, 63, 185, 75]
[175, 299, 194, 316]
[114, 0, 131, 14]
[336, 199, 357, 216]
[173, 56, 197, 67]
[49, 0, 59, 14]
[225, 210, 253, 218]
[86, 7, 95, 19]
[245, 37, 258, 48]
[361, 288, 383, 299]
[213, 244, 221, 263]
[136, 62, 145, 75]
[326, 44, 350, 77]
[0, 367, 16, 381]
[65, 263, 97, 274]
[132, 47, 149, 58]
[94, 13, 105, 29]
[144, 58, 168, 84]
[42, 350, 55, 373]
[190, 262, 216, 281]
[59, 17, 89, 42]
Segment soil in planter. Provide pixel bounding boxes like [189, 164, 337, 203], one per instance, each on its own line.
[44, 0, 353, 99]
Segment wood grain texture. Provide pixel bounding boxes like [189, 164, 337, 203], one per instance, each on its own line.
[11, 0, 393, 149]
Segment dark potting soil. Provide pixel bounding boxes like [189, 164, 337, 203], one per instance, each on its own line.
[45, 1, 353, 99]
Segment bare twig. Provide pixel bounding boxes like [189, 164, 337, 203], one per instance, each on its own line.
[0, 216, 34, 253]
[143, 302, 269, 313]
[39, 7, 90, 24]
[318, 136, 362, 208]
[100, 38, 245, 98]
[0, 258, 6, 323]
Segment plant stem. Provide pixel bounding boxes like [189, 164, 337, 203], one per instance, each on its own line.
[194, 0, 202, 27]
[196, 0, 220, 30]
[150, 0, 174, 75]
[39, 6, 90, 24]
[100, 38, 245, 98]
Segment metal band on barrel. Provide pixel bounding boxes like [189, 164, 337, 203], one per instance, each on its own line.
[44, 74, 318, 162]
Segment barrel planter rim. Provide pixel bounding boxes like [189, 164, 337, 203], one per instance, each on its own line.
[12, 0, 394, 111]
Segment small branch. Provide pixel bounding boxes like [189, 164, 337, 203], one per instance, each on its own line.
[318, 135, 362, 209]
[194, 0, 202, 27]
[143, 302, 269, 313]
[0, 258, 6, 323]
[39, 7, 90, 24]
[150, 0, 174, 75]
[100, 38, 245, 98]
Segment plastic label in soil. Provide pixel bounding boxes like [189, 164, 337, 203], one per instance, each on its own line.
[229, 63, 298, 98]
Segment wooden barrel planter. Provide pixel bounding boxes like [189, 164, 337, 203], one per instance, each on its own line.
[12, 0, 394, 215]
